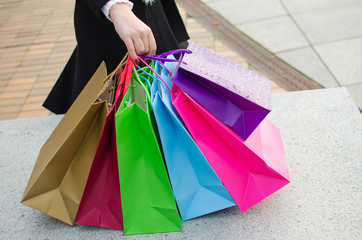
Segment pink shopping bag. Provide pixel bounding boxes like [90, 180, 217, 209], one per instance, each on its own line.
[74, 58, 133, 230]
[171, 85, 290, 211]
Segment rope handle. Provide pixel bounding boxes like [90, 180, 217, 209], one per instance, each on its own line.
[137, 57, 171, 92]
[138, 48, 192, 64]
[97, 53, 129, 101]
[159, 49, 192, 58]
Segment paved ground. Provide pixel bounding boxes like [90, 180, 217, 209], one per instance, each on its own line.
[1, 87, 361, 239]
[200, 0, 362, 109]
[0, 0, 286, 121]
[1, 2, 361, 238]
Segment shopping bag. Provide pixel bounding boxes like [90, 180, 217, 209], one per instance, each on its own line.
[171, 85, 290, 212]
[74, 56, 133, 230]
[21, 62, 112, 225]
[115, 65, 182, 235]
[148, 60, 235, 220]
[171, 41, 272, 140]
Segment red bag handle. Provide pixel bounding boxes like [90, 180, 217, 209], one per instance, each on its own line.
[114, 56, 134, 109]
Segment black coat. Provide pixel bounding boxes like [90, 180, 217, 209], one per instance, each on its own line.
[43, 0, 189, 114]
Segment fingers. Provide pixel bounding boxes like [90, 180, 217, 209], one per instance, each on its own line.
[134, 35, 147, 55]
[132, 27, 156, 57]
[109, 4, 157, 62]
[147, 32, 157, 57]
[123, 38, 138, 64]
[125, 30, 157, 63]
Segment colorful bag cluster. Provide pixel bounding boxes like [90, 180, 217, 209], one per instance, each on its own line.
[22, 42, 290, 235]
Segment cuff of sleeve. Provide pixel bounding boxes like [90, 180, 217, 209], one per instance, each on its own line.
[101, 0, 134, 22]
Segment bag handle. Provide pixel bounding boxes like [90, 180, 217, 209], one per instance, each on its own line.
[134, 65, 154, 89]
[136, 49, 191, 94]
[138, 57, 171, 92]
[138, 49, 191, 64]
[138, 55, 184, 63]
[118, 64, 153, 111]
[96, 53, 129, 107]
[133, 59, 156, 91]
[156, 60, 173, 76]
[133, 60, 172, 105]
[131, 65, 152, 104]
[159, 49, 192, 58]
[113, 56, 134, 109]
[100, 53, 129, 87]
[114, 56, 133, 99]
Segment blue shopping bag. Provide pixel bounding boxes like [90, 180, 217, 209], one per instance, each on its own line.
[149, 59, 235, 221]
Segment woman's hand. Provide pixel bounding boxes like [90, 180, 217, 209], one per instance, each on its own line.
[109, 3, 157, 63]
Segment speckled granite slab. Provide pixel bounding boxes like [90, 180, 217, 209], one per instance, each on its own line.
[0, 87, 361, 239]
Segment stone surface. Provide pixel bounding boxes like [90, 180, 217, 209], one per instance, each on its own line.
[0, 88, 361, 239]
[277, 46, 339, 88]
[292, 3, 362, 45]
[0, 0, 286, 121]
[280, 0, 362, 14]
[237, 16, 309, 53]
[346, 83, 362, 110]
[228, 0, 362, 109]
[314, 37, 362, 86]
[200, 0, 362, 109]
[204, 0, 286, 25]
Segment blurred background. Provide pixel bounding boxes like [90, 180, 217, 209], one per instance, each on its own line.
[1, 0, 361, 121]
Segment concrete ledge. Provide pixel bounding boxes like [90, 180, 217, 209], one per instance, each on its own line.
[0, 87, 361, 239]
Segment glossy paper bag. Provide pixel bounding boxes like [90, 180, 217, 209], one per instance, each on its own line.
[21, 62, 110, 225]
[172, 41, 271, 140]
[172, 85, 290, 212]
[150, 60, 235, 220]
[75, 57, 133, 229]
[115, 67, 181, 235]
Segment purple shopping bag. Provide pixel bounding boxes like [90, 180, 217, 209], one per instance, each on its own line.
[171, 41, 271, 140]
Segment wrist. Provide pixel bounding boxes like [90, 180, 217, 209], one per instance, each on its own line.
[110, 2, 132, 20]
[102, 0, 133, 22]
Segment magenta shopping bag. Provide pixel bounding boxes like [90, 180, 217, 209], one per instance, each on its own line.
[171, 41, 271, 140]
[171, 84, 290, 211]
[74, 105, 123, 230]
[74, 59, 132, 230]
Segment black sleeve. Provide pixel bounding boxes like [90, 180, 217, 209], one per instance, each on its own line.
[81, 0, 110, 21]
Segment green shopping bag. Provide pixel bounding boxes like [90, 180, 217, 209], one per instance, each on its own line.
[115, 65, 182, 235]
